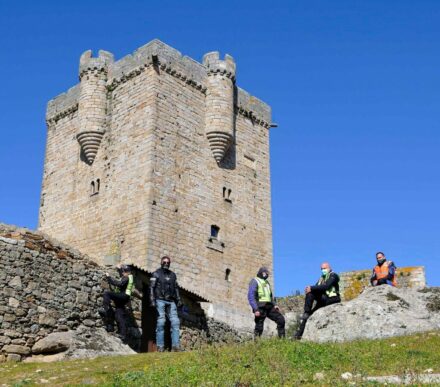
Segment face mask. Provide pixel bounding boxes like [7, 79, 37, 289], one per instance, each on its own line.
[262, 272, 268, 279]
[321, 269, 329, 276]
[161, 262, 170, 270]
[377, 258, 386, 266]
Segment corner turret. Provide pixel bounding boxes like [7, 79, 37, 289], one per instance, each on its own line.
[203, 52, 236, 164]
[77, 50, 114, 165]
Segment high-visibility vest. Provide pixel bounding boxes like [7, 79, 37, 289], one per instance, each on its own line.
[255, 277, 272, 302]
[125, 274, 134, 296]
[318, 272, 338, 297]
[115, 274, 134, 296]
[374, 261, 397, 286]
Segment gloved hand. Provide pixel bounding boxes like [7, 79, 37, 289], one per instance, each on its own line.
[177, 300, 183, 308]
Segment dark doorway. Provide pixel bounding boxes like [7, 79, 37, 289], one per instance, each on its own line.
[140, 284, 172, 352]
[141, 284, 156, 352]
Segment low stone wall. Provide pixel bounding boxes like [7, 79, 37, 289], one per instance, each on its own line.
[0, 224, 248, 361]
[0, 224, 143, 362]
[340, 266, 426, 301]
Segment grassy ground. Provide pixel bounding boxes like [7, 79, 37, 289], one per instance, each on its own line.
[1, 332, 440, 386]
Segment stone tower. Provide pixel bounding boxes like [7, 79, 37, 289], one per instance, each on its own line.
[39, 40, 273, 328]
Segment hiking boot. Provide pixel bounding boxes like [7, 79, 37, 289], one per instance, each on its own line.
[118, 334, 128, 344]
[171, 346, 180, 352]
[157, 347, 165, 353]
[105, 324, 114, 333]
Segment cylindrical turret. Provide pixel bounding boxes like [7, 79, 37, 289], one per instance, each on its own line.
[203, 52, 236, 164]
[77, 50, 113, 165]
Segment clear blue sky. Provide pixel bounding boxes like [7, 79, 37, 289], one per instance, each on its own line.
[1, 1, 439, 295]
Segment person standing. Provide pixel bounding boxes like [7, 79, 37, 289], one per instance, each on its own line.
[149, 256, 182, 352]
[248, 267, 285, 338]
[294, 262, 340, 340]
[371, 251, 397, 287]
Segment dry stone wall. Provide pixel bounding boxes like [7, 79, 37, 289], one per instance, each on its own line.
[0, 224, 142, 362]
[0, 224, 248, 362]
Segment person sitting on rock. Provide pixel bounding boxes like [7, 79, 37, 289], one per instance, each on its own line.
[370, 251, 397, 287]
[294, 262, 340, 340]
[99, 264, 134, 343]
[248, 267, 285, 339]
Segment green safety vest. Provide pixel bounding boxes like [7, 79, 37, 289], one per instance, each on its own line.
[255, 277, 272, 302]
[125, 274, 134, 296]
[318, 272, 337, 297]
[115, 274, 134, 297]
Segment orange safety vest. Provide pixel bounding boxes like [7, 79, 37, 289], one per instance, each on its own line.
[374, 261, 397, 286]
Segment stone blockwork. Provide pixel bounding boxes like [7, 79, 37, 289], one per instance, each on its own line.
[0, 224, 249, 361]
[340, 266, 426, 301]
[0, 224, 142, 362]
[39, 39, 274, 329]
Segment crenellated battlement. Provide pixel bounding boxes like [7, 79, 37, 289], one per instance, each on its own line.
[202, 52, 236, 81]
[79, 49, 114, 79]
[48, 40, 271, 127]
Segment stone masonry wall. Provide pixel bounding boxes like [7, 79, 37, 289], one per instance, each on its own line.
[0, 224, 143, 362]
[0, 224, 249, 361]
[147, 57, 273, 324]
[39, 39, 274, 328]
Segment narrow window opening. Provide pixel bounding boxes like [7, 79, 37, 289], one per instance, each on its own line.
[90, 181, 95, 195]
[223, 186, 232, 203]
[96, 178, 100, 192]
[225, 268, 231, 282]
[210, 225, 220, 239]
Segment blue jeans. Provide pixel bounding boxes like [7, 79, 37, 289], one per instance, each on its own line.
[156, 299, 180, 348]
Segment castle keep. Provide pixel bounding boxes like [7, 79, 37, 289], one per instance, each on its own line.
[39, 40, 274, 328]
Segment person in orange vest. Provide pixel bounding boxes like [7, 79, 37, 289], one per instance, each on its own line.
[370, 252, 397, 287]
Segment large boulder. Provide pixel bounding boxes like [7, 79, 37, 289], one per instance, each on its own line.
[32, 332, 73, 354]
[25, 328, 135, 362]
[64, 327, 136, 359]
[302, 286, 440, 342]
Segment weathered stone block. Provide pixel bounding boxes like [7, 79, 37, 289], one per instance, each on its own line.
[38, 315, 56, 327]
[3, 344, 31, 355]
[32, 331, 73, 354]
[76, 291, 89, 305]
[8, 297, 20, 308]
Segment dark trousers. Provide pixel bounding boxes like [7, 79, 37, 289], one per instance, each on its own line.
[254, 303, 285, 338]
[296, 292, 340, 338]
[304, 292, 340, 315]
[103, 291, 130, 338]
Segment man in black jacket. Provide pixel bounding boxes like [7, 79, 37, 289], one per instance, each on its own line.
[99, 264, 134, 343]
[294, 262, 340, 340]
[149, 256, 182, 352]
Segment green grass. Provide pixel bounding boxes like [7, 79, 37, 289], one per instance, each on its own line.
[1, 332, 440, 386]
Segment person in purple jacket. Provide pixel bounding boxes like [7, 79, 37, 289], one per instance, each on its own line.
[248, 267, 285, 338]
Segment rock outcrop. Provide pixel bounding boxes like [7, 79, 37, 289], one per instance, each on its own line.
[302, 286, 440, 342]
